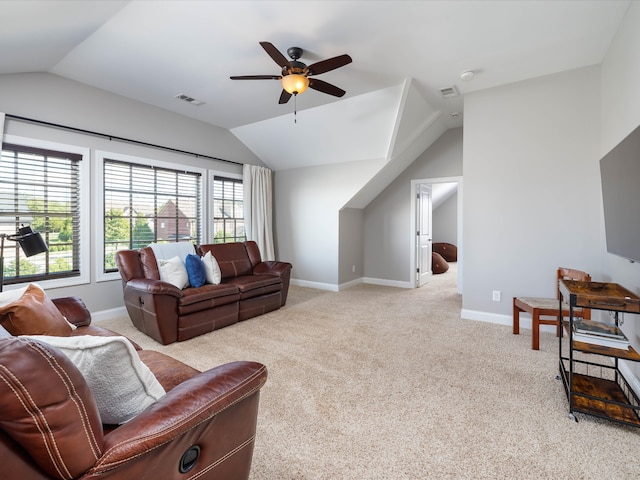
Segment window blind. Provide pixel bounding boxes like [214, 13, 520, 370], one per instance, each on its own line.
[212, 175, 244, 243]
[103, 159, 201, 272]
[0, 143, 81, 283]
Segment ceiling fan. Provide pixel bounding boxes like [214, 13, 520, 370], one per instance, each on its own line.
[230, 42, 352, 104]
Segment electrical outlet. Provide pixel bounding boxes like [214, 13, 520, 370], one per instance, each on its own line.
[492, 290, 501, 302]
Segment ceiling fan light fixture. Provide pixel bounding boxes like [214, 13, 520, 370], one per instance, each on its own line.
[281, 74, 309, 95]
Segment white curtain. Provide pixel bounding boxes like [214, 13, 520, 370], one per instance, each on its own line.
[0, 112, 5, 148]
[243, 164, 275, 260]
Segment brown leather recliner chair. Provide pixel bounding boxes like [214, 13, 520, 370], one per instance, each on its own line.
[0, 297, 267, 479]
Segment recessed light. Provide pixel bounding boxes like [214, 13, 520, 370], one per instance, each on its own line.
[460, 71, 475, 81]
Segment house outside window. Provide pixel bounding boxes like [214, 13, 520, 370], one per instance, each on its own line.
[212, 175, 244, 243]
[102, 157, 202, 273]
[0, 141, 87, 287]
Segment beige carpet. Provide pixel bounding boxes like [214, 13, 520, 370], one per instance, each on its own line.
[100, 265, 640, 479]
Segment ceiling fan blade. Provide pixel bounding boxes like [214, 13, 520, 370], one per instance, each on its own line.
[230, 75, 282, 80]
[307, 54, 352, 76]
[279, 90, 292, 104]
[260, 41, 291, 69]
[308, 78, 346, 97]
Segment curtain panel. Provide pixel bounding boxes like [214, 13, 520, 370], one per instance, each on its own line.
[243, 164, 275, 261]
[0, 112, 5, 148]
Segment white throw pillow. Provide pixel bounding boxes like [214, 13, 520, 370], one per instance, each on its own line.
[158, 256, 189, 289]
[202, 251, 222, 284]
[23, 335, 166, 424]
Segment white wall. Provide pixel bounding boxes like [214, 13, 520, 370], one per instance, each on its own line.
[600, 1, 640, 376]
[274, 158, 385, 289]
[0, 73, 262, 314]
[433, 193, 457, 245]
[338, 208, 364, 286]
[462, 66, 602, 322]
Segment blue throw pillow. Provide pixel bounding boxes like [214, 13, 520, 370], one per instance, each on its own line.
[184, 254, 206, 288]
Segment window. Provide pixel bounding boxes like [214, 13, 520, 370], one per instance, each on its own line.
[0, 143, 82, 286]
[102, 158, 202, 273]
[212, 175, 244, 243]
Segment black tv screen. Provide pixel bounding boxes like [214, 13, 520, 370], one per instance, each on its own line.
[600, 124, 640, 262]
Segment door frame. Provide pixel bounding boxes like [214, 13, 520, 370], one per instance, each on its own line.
[416, 183, 433, 287]
[410, 176, 463, 293]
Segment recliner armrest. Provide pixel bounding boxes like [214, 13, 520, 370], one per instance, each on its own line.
[125, 278, 184, 298]
[93, 361, 267, 477]
[51, 296, 92, 327]
[253, 261, 292, 277]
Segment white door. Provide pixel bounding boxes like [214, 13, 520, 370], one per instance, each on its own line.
[416, 184, 432, 287]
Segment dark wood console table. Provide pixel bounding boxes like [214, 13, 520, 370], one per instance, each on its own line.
[558, 279, 640, 427]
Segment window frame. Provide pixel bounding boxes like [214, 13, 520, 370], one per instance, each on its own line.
[209, 170, 245, 244]
[1, 134, 90, 290]
[95, 150, 206, 282]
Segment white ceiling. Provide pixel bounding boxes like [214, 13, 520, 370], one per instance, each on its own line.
[0, 0, 630, 133]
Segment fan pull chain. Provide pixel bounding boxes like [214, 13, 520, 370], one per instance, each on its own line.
[294, 94, 298, 124]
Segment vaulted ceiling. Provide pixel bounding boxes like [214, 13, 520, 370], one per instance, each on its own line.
[0, 1, 631, 170]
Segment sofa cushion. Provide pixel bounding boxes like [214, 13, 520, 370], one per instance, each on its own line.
[200, 243, 253, 279]
[185, 254, 207, 288]
[225, 275, 282, 300]
[202, 251, 222, 284]
[158, 256, 189, 289]
[23, 335, 166, 424]
[0, 284, 72, 337]
[136, 350, 201, 392]
[177, 284, 240, 315]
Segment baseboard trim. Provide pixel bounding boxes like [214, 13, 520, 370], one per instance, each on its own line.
[461, 308, 557, 333]
[291, 276, 414, 291]
[91, 306, 127, 323]
[362, 277, 413, 289]
[339, 278, 363, 291]
[290, 279, 339, 292]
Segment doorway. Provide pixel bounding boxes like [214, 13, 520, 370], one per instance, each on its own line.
[410, 177, 463, 293]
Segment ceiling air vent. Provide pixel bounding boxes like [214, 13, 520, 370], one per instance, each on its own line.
[439, 86, 459, 99]
[174, 93, 205, 106]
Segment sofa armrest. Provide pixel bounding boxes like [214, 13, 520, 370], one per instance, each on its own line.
[125, 278, 184, 298]
[253, 261, 292, 306]
[93, 361, 267, 478]
[253, 261, 292, 277]
[51, 296, 92, 327]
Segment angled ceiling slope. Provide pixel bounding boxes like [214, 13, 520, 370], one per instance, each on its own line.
[231, 83, 405, 171]
[344, 79, 447, 209]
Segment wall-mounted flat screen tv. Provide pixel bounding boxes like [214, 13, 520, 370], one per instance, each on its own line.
[600, 124, 640, 263]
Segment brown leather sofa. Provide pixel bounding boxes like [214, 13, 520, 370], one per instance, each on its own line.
[0, 296, 267, 480]
[116, 241, 292, 345]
